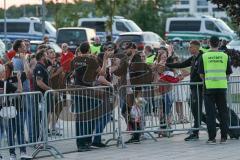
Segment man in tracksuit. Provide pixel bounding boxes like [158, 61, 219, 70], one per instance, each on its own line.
[165, 40, 204, 141]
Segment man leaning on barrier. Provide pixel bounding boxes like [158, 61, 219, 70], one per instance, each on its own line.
[33, 49, 52, 145]
[165, 40, 205, 141]
[70, 42, 112, 152]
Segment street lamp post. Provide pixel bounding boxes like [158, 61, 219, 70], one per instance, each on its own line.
[42, 0, 46, 39]
[4, 0, 7, 46]
[110, 0, 115, 39]
[23, 5, 26, 17]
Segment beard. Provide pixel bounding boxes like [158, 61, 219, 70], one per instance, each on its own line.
[43, 58, 49, 66]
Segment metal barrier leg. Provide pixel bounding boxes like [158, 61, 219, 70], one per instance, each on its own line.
[105, 108, 118, 145]
[141, 99, 157, 142]
[146, 132, 158, 142]
[117, 93, 126, 148]
[32, 145, 63, 159]
[32, 97, 64, 159]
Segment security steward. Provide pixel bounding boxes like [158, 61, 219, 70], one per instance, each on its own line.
[198, 36, 232, 144]
[144, 45, 155, 65]
[90, 36, 101, 55]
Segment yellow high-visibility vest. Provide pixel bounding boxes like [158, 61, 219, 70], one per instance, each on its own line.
[202, 51, 228, 89]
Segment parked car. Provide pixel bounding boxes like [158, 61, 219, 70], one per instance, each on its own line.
[166, 16, 237, 41]
[78, 16, 142, 42]
[56, 27, 96, 53]
[0, 17, 56, 42]
[115, 32, 164, 50]
[30, 40, 62, 54]
[227, 39, 240, 51]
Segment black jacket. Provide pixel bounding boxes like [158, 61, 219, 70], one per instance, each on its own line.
[166, 50, 203, 83]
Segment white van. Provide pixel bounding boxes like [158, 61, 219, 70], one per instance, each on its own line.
[0, 17, 56, 42]
[78, 16, 142, 42]
[56, 27, 96, 53]
[165, 16, 237, 41]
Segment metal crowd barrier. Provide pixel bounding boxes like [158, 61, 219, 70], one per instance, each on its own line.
[44, 86, 117, 148]
[117, 82, 204, 145]
[1, 80, 240, 158]
[0, 91, 48, 158]
[117, 79, 240, 146]
[228, 77, 240, 131]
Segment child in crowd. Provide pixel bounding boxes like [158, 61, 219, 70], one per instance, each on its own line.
[126, 92, 147, 143]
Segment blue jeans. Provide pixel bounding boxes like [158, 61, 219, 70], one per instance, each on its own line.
[162, 92, 173, 116]
[92, 114, 110, 144]
[142, 86, 155, 114]
[74, 95, 110, 146]
[160, 92, 173, 129]
[6, 112, 26, 154]
[120, 97, 127, 116]
[0, 117, 4, 147]
[24, 95, 38, 143]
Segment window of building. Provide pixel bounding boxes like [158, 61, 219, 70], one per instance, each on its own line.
[197, 0, 208, 6]
[173, 8, 190, 12]
[205, 21, 220, 32]
[197, 8, 208, 12]
[181, 0, 189, 5]
[212, 8, 224, 12]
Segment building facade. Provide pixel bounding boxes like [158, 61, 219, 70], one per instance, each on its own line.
[172, 0, 227, 19]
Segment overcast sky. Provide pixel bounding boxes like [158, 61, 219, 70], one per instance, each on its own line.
[0, 0, 75, 9]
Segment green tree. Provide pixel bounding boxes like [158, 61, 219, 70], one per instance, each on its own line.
[0, 9, 4, 19]
[54, 0, 95, 28]
[128, 0, 175, 37]
[95, 0, 128, 17]
[95, 0, 175, 37]
[95, 0, 129, 35]
[0, 0, 175, 36]
[0, 0, 95, 29]
[210, 0, 240, 35]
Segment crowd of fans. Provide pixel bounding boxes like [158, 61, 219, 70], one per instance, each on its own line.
[0, 35, 239, 159]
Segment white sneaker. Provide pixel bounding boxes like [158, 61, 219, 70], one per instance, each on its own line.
[9, 154, 16, 160]
[20, 152, 32, 159]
